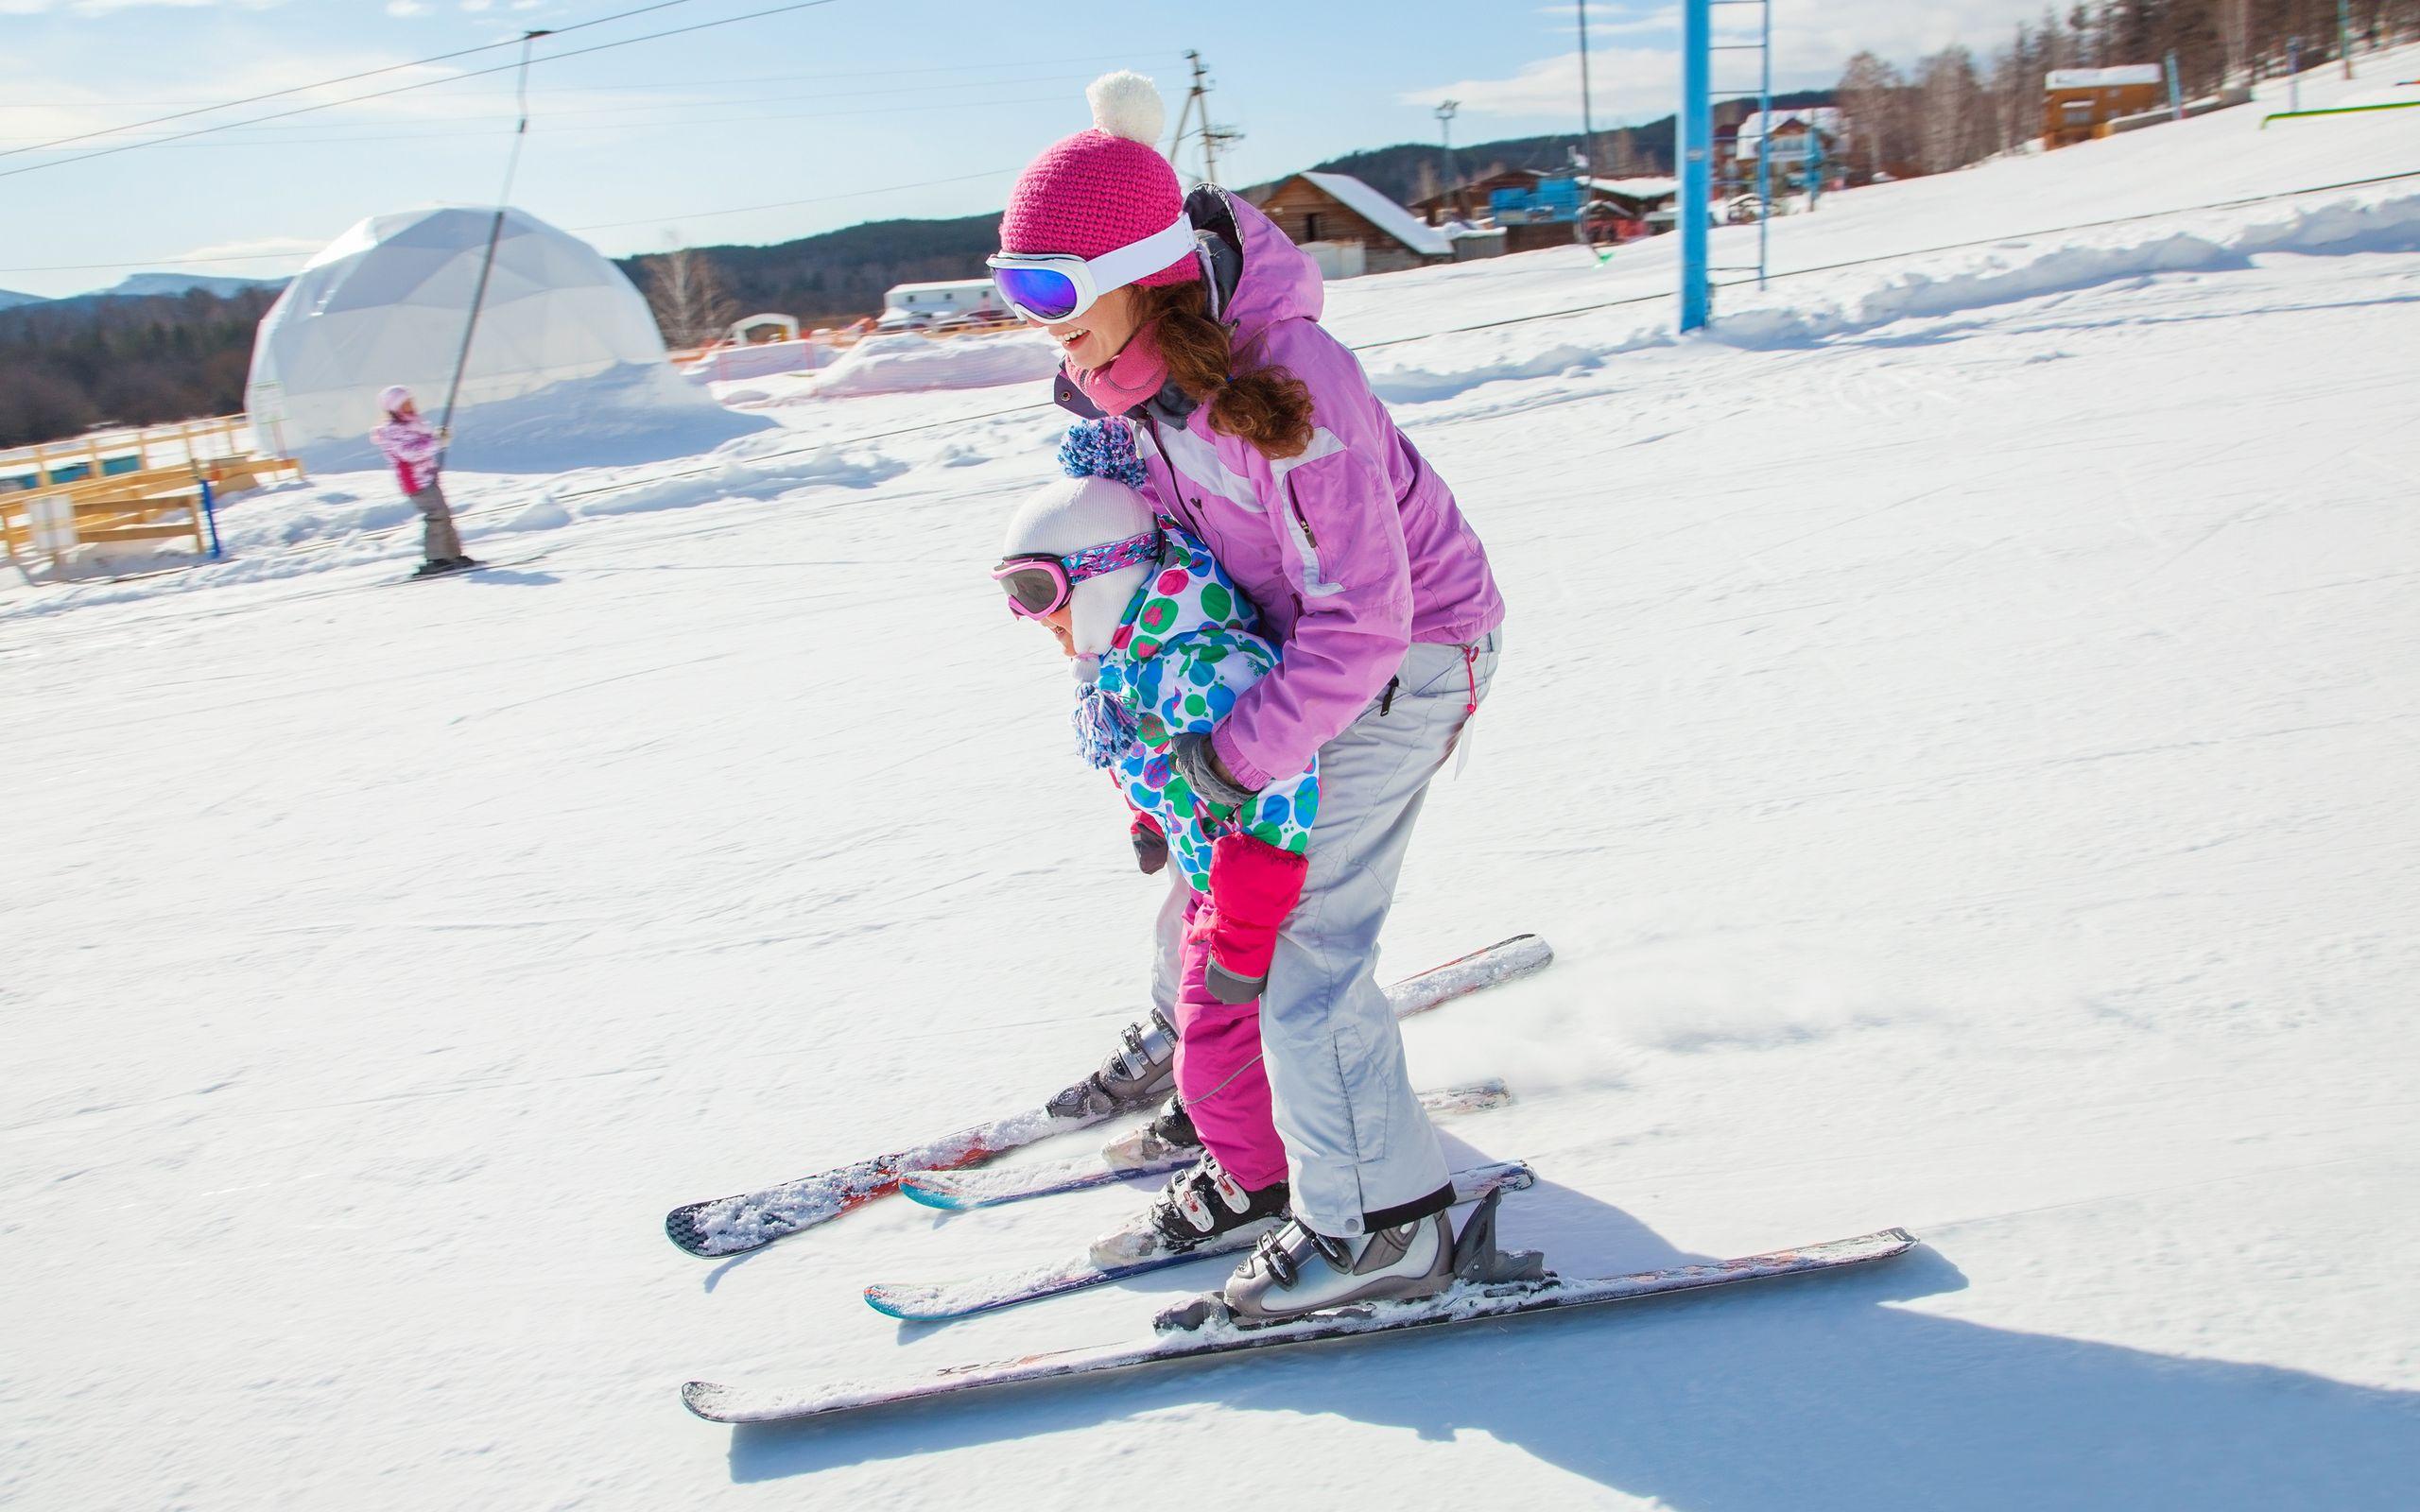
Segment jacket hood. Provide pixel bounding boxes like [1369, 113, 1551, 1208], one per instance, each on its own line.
[1193, 185, 1323, 352]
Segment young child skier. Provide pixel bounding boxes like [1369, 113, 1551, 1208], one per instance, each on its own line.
[370, 385, 477, 577]
[995, 419, 1315, 1264]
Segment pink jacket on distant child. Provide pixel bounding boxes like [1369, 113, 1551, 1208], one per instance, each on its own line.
[371, 414, 441, 497]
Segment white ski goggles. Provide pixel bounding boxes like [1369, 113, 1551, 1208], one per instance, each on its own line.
[988, 212, 1197, 324]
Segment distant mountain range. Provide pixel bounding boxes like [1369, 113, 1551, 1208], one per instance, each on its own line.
[104, 272, 286, 300]
[0, 272, 285, 309]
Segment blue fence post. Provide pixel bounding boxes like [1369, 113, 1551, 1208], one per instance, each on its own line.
[199, 476, 223, 559]
[2166, 51, 2183, 120]
[1680, 0, 1712, 332]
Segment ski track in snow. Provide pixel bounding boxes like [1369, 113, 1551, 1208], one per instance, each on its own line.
[6, 51, 2420, 1511]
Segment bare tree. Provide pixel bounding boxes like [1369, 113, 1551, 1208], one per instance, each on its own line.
[641, 249, 736, 350]
[1837, 50, 1910, 177]
[1916, 45, 1989, 172]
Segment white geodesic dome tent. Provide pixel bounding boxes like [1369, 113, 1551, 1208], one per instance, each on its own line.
[247, 206, 766, 472]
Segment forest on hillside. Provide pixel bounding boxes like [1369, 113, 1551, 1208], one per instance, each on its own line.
[0, 289, 279, 451]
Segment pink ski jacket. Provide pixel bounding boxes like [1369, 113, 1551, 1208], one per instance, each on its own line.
[372, 415, 441, 496]
[1051, 187, 1504, 791]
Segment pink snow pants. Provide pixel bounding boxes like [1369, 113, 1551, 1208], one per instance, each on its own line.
[1167, 889, 1289, 1192]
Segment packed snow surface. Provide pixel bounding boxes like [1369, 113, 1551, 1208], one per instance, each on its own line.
[5, 51, 2418, 1510]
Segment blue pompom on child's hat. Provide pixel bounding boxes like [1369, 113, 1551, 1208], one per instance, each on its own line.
[1058, 418, 1148, 490]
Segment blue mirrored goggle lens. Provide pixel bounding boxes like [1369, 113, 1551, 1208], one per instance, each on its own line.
[994, 265, 1080, 321]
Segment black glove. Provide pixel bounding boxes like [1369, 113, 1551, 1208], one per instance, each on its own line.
[1131, 814, 1167, 875]
[1169, 731, 1258, 816]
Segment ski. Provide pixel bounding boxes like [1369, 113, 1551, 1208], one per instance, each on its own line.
[390, 551, 548, 584]
[865, 1159, 1535, 1323]
[898, 1078, 1515, 1212]
[684, 1226, 1919, 1423]
[663, 933, 1552, 1257]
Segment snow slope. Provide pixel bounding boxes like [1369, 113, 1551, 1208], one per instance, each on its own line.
[4, 51, 2417, 1511]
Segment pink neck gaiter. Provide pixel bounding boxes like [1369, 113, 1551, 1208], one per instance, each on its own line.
[1068, 322, 1169, 415]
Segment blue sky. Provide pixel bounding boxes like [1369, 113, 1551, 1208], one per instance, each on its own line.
[0, 0, 2050, 299]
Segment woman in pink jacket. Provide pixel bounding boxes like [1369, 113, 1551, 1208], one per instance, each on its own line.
[994, 73, 1505, 1321]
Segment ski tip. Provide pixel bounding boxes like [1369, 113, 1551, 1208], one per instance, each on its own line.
[1505, 933, 1553, 967]
[665, 1206, 717, 1257]
[862, 1284, 945, 1322]
[896, 1176, 968, 1211]
[682, 1380, 738, 1421]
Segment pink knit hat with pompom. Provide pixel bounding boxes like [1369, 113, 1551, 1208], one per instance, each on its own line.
[999, 72, 1201, 288]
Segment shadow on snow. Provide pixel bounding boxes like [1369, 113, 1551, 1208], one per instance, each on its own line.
[716, 1162, 2420, 1509]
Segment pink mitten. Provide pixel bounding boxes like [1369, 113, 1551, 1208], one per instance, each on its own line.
[1201, 833, 1309, 1005]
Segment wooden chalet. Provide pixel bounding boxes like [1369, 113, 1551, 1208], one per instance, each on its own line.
[2045, 66, 2165, 147]
[1257, 172, 1453, 275]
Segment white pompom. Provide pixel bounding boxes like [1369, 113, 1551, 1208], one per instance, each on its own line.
[1086, 71, 1165, 146]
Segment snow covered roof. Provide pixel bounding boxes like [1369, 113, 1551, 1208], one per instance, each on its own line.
[2048, 65, 2166, 89]
[884, 279, 997, 300]
[1298, 172, 1453, 257]
[1735, 109, 1843, 159]
[1581, 176, 1679, 199]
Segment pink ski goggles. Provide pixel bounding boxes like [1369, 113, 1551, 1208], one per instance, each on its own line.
[992, 529, 1161, 620]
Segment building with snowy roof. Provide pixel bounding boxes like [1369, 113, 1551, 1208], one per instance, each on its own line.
[2046, 65, 2167, 146]
[1725, 110, 1845, 194]
[246, 206, 769, 475]
[1257, 172, 1452, 276]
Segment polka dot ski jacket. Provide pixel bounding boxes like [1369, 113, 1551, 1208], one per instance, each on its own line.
[1094, 524, 1318, 894]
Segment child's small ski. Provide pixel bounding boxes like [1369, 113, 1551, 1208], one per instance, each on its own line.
[897, 1078, 1515, 1212]
[864, 1160, 1535, 1323]
[685, 1225, 1920, 1422]
[663, 934, 1552, 1257]
[391, 551, 548, 584]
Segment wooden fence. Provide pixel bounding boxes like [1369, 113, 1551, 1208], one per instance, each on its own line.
[1, 416, 305, 577]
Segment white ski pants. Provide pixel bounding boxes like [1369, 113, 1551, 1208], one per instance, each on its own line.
[1154, 628, 1500, 1235]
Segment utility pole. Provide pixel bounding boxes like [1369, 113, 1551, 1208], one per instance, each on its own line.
[1171, 50, 1243, 187]
[1577, 0, 1597, 168]
[1435, 99, 1462, 217]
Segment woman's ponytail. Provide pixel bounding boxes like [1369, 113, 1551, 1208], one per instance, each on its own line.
[1136, 282, 1315, 459]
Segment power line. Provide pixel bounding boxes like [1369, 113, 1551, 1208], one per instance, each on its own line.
[0, 0, 845, 183]
[0, 51, 1167, 111]
[570, 166, 1018, 233]
[0, 93, 1073, 154]
[0, 72, 1118, 146]
[0, 168, 1021, 276]
[0, 0, 701, 163]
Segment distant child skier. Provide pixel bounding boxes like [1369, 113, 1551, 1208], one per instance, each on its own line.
[371, 385, 477, 577]
[995, 419, 1315, 1264]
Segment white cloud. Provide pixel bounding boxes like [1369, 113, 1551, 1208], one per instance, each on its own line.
[461, 0, 490, 10]
[386, 0, 427, 14]
[176, 233, 325, 264]
[1535, 4, 1680, 39]
[1414, 0, 2058, 121]
[1407, 46, 1685, 122]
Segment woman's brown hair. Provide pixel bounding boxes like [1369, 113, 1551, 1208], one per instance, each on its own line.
[1135, 281, 1315, 459]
